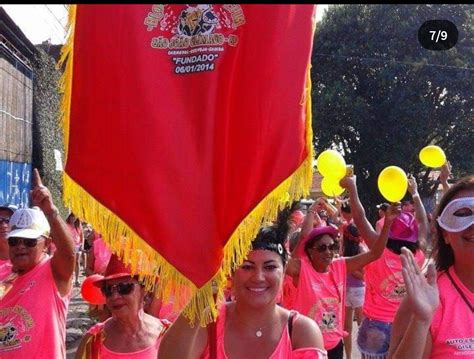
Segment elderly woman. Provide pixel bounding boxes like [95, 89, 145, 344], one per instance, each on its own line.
[0, 169, 75, 358]
[75, 254, 170, 358]
[158, 222, 328, 359]
[388, 175, 474, 359]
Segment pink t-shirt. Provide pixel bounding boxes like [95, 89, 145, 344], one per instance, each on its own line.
[0, 258, 12, 281]
[429, 266, 474, 359]
[291, 257, 347, 350]
[363, 248, 425, 323]
[67, 223, 83, 249]
[0, 256, 70, 358]
[86, 317, 168, 358]
[202, 304, 327, 359]
[281, 274, 297, 309]
[93, 235, 112, 274]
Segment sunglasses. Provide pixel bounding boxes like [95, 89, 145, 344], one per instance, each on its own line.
[0, 217, 10, 224]
[101, 282, 135, 297]
[313, 242, 340, 253]
[7, 237, 43, 248]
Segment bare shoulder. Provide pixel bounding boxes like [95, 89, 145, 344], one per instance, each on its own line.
[291, 312, 325, 350]
[144, 313, 170, 336]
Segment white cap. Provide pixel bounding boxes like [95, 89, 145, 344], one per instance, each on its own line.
[7, 207, 51, 239]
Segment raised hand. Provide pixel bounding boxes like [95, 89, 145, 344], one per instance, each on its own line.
[30, 168, 56, 215]
[385, 202, 402, 222]
[407, 175, 418, 195]
[400, 247, 439, 322]
[339, 174, 356, 192]
[439, 161, 452, 184]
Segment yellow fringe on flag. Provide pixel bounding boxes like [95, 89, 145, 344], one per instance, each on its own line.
[59, 5, 315, 326]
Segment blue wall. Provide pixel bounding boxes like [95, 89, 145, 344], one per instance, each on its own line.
[0, 160, 31, 208]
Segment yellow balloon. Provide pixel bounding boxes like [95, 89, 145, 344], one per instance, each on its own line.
[419, 145, 446, 168]
[316, 150, 346, 179]
[321, 177, 345, 197]
[378, 166, 408, 203]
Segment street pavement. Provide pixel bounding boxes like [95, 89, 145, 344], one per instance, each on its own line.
[65, 274, 96, 359]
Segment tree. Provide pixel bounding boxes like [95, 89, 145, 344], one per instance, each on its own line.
[32, 48, 67, 217]
[312, 4, 473, 217]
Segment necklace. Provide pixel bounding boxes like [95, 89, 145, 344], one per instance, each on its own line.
[229, 307, 281, 338]
[252, 318, 280, 338]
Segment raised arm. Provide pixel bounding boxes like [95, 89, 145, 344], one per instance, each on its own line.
[31, 169, 75, 296]
[438, 161, 452, 194]
[319, 196, 338, 219]
[340, 175, 379, 248]
[158, 309, 208, 359]
[388, 248, 438, 359]
[292, 202, 319, 258]
[408, 176, 429, 251]
[345, 203, 400, 274]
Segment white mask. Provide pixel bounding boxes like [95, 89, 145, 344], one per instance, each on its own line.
[437, 197, 474, 233]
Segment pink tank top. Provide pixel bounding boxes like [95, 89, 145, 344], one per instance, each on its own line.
[86, 317, 168, 358]
[202, 304, 328, 358]
[0, 259, 12, 281]
[429, 266, 474, 358]
[363, 248, 425, 323]
[291, 257, 347, 350]
[0, 257, 70, 358]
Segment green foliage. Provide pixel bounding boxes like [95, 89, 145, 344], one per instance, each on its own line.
[32, 48, 68, 217]
[312, 4, 473, 216]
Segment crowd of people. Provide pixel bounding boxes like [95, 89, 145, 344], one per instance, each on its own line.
[0, 162, 472, 359]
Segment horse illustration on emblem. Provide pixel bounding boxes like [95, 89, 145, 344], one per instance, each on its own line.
[177, 4, 219, 36]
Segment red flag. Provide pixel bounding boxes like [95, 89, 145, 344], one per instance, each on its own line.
[60, 4, 316, 324]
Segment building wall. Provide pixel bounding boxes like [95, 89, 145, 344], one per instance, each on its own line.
[0, 26, 34, 206]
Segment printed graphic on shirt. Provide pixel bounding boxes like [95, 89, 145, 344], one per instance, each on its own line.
[0, 305, 34, 352]
[379, 272, 406, 300]
[446, 337, 474, 354]
[307, 296, 341, 332]
[321, 310, 337, 330]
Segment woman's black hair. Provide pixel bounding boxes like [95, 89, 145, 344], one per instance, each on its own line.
[343, 223, 361, 257]
[433, 175, 474, 271]
[386, 239, 419, 255]
[251, 205, 292, 265]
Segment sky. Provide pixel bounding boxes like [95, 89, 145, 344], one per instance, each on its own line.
[2, 4, 329, 45]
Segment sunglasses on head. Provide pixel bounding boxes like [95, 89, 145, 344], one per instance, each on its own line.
[7, 237, 43, 248]
[101, 282, 135, 297]
[0, 217, 10, 224]
[313, 242, 339, 253]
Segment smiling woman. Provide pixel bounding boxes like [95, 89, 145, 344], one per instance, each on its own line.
[75, 254, 170, 358]
[285, 175, 398, 359]
[388, 175, 474, 359]
[158, 223, 328, 359]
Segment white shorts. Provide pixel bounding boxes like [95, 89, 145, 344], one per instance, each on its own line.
[345, 286, 365, 308]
